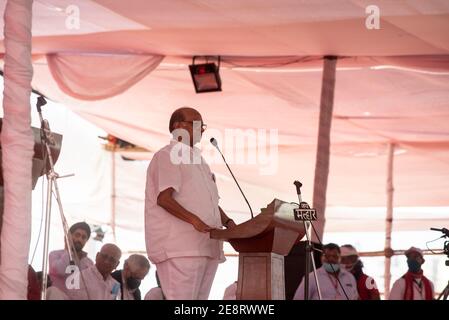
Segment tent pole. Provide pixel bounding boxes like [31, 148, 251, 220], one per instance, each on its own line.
[111, 146, 117, 242]
[0, 0, 34, 299]
[384, 143, 395, 299]
[312, 56, 337, 243]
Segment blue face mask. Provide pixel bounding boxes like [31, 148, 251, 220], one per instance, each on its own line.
[407, 258, 421, 273]
[323, 262, 340, 273]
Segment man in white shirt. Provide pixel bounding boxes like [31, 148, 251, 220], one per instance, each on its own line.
[293, 243, 359, 300]
[49, 222, 94, 296]
[389, 246, 434, 300]
[145, 107, 236, 300]
[111, 254, 150, 300]
[67, 243, 122, 300]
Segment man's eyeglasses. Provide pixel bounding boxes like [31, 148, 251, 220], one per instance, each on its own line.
[98, 252, 119, 264]
[181, 120, 207, 131]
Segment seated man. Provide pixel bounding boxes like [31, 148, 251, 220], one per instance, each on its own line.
[340, 244, 380, 300]
[111, 254, 150, 300]
[389, 247, 434, 300]
[68, 243, 122, 300]
[293, 243, 358, 300]
[49, 222, 93, 296]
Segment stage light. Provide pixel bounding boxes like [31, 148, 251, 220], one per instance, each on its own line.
[189, 56, 222, 93]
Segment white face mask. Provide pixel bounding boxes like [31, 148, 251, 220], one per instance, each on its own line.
[323, 262, 340, 273]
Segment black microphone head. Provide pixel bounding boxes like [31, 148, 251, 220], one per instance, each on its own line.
[210, 137, 218, 148]
[37, 96, 47, 106]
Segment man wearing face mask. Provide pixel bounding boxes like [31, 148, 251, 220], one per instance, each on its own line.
[293, 243, 359, 300]
[111, 254, 150, 300]
[49, 222, 94, 297]
[340, 244, 380, 300]
[389, 247, 434, 300]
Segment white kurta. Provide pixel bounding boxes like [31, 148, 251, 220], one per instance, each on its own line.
[144, 141, 224, 264]
[49, 249, 94, 296]
[389, 277, 435, 300]
[293, 267, 359, 300]
[46, 286, 68, 300]
[67, 265, 120, 300]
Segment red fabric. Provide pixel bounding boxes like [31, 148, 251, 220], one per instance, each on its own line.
[27, 266, 41, 300]
[357, 273, 380, 300]
[403, 271, 433, 300]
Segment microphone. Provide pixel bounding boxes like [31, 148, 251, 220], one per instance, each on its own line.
[210, 137, 254, 219]
[430, 227, 449, 237]
[36, 95, 47, 113]
[293, 180, 303, 201]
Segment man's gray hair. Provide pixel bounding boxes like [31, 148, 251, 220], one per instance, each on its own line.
[126, 254, 150, 271]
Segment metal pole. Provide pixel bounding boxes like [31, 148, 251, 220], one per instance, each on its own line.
[384, 143, 395, 299]
[40, 174, 53, 300]
[111, 146, 117, 241]
[37, 101, 75, 300]
[303, 221, 310, 300]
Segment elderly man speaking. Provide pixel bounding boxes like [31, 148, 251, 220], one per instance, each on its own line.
[144, 107, 235, 300]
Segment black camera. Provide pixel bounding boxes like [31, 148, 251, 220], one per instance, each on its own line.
[430, 227, 449, 265]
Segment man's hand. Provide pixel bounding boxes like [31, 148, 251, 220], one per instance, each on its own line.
[191, 217, 215, 233]
[158, 188, 218, 233]
[219, 206, 236, 229]
[226, 220, 237, 229]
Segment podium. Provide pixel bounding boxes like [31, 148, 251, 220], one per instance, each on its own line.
[210, 199, 305, 300]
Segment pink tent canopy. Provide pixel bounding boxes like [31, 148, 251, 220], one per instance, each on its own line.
[1, 0, 448, 234]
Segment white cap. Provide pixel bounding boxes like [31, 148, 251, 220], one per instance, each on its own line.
[340, 245, 358, 257]
[405, 246, 423, 258]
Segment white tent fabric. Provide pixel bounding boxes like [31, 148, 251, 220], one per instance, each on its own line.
[47, 53, 164, 100]
[0, 0, 34, 300]
[383, 143, 395, 298]
[0, 0, 448, 261]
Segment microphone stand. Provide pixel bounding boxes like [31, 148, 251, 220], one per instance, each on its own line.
[36, 96, 76, 300]
[211, 138, 253, 218]
[294, 181, 322, 300]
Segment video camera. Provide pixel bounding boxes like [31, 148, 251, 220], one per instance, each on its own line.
[430, 227, 449, 266]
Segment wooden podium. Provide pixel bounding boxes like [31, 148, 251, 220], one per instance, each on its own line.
[210, 199, 305, 300]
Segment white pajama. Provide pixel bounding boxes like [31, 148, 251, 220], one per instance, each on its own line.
[157, 257, 219, 300]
